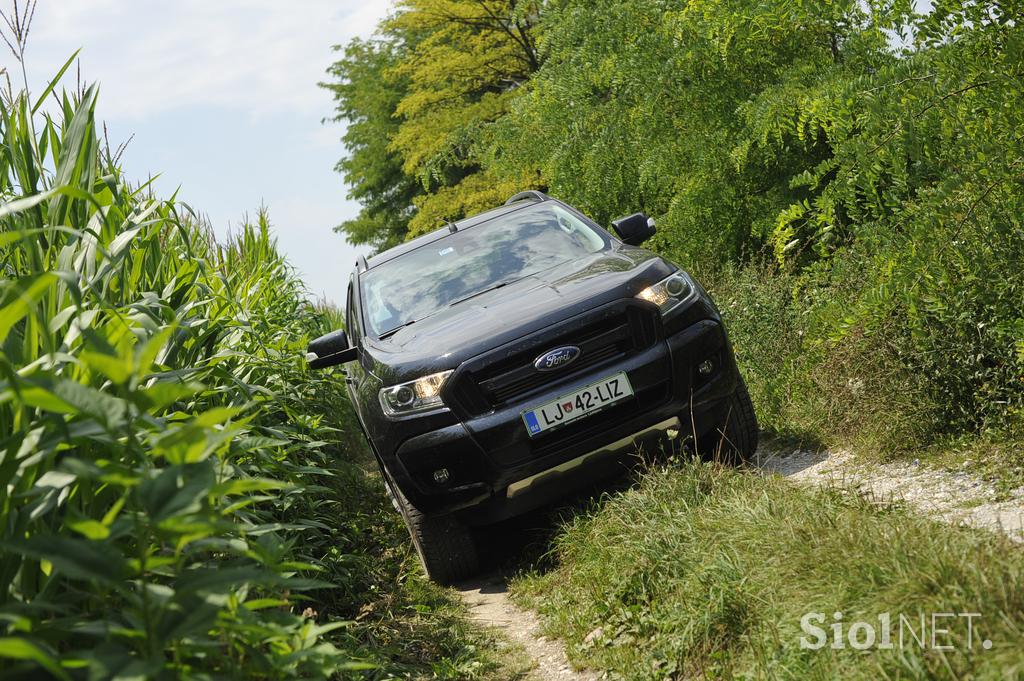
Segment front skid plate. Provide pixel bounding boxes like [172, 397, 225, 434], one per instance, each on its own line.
[505, 416, 681, 498]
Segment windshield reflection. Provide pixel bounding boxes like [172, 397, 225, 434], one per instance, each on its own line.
[362, 204, 607, 337]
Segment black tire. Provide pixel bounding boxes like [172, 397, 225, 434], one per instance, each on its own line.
[701, 376, 759, 464]
[385, 475, 479, 585]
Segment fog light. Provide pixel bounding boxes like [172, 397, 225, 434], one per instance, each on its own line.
[698, 359, 714, 376]
[432, 468, 450, 484]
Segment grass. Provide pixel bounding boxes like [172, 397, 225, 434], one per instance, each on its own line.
[509, 458, 1024, 680]
[704, 260, 1024, 494]
[912, 436, 1024, 500]
[313, 459, 524, 680]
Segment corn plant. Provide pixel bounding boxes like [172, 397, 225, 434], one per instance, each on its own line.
[0, 61, 364, 678]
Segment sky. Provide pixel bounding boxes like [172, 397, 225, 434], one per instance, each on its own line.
[14, 0, 394, 304]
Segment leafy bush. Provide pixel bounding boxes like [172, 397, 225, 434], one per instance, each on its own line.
[737, 0, 1024, 438]
[709, 261, 942, 453]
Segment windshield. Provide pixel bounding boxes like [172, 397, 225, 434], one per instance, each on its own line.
[360, 203, 608, 337]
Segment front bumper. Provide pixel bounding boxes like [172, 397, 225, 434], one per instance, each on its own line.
[505, 416, 682, 498]
[389, 312, 737, 521]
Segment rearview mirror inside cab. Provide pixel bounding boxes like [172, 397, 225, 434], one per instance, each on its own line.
[306, 329, 358, 369]
[611, 213, 656, 246]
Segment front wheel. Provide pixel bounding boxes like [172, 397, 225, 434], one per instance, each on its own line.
[385, 475, 479, 585]
[699, 376, 759, 464]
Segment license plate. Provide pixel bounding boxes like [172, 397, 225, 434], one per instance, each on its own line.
[522, 372, 634, 437]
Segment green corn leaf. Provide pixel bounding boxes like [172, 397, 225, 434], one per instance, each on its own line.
[0, 225, 82, 248]
[31, 49, 82, 115]
[0, 189, 58, 219]
[0, 535, 126, 584]
[79, 350, 133, 385]
[0, 637, 71, 681]
[134, 325, 176, 377]
[0, 273, 58, 343]
[107, 223, 143, 258]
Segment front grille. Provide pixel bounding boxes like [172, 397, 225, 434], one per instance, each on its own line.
[480, 325, 628, 403]
[449, 303, 660, 415]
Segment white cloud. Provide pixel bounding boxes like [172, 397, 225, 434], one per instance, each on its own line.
[7, 0, 392, 305]
[25, 0, 390, 119]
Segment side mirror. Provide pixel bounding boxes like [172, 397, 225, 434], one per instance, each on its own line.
[306, 329, 358, 369]
[611, 213, 657, 246]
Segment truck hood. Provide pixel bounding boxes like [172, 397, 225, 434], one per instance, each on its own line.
[364, 247, 674, 382]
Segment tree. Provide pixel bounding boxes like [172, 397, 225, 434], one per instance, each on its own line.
[386, 0, 542, 236]
[488, 0, 908, 267]
[323, 38, 420, 251]
[325, 0, 542, 247]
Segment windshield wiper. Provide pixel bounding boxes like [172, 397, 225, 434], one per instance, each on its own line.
[448, 279, 517, 308]
[378, 318, 417, 340]
[378, 278, 524, 339]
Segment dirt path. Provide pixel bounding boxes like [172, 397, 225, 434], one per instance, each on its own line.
[457, 574, 601, 680]
[754, 443, 1024, 542]
[457, 440, 1024, 680]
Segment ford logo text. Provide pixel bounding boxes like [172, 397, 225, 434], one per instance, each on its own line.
[534, 346, 581, 372]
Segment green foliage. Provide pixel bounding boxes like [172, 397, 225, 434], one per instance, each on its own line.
[386, 0, 538, 175]
[709, 261, 942, 453]
[728, 0, 1024, 438]
[513, 459, 1024, 679]
[489, 0, 907, 264]
[333, 0, 1024, 452]
[0, 65, 501, 679]
[0, 76, 358, 677]
[323, 38, 421, 251]
[325, 0, 541, 242]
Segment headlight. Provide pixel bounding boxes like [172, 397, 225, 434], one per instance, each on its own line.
[635, 272, 695, 315]
[379, 370, 453, 417]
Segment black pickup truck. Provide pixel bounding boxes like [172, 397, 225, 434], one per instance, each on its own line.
[307, 191, 757, 583]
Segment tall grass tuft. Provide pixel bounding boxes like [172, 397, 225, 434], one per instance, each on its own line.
[513, 459, 1024, 680]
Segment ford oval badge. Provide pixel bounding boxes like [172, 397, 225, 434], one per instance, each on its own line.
[534, 346, 581, 372]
